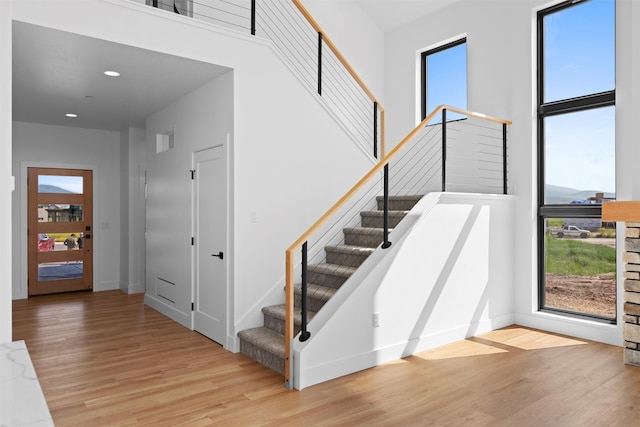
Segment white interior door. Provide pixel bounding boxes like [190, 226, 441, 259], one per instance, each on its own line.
[193, 145, 227, 345]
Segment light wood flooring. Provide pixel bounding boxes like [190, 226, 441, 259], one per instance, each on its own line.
[12, 290, 640, 426]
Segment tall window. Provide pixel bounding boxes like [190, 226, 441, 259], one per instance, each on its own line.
[537, 0, 616, 321]
[421, 38, 467, 121]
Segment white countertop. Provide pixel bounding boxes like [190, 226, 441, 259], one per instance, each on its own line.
[0, 341, 54, 427]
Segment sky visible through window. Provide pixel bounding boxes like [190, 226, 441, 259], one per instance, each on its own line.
[544, 0, 615, 195]
[426, 41, 467, 120]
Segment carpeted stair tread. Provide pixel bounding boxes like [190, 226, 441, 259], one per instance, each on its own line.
[343, 227, 390, 248]
[307, 263, 357, 277]
[237, 327, 285, 358]
[360, 210, 409, 218]
[376, 194, 423, 211]
[263, 304, 316, 324]
[325, 244, 376, 255]
[294, 283, 336, 304]
[360, 210, 409, 228]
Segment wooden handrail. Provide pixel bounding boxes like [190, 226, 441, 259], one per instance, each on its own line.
[291, 0, 386, 157]
[284, 105, 512, 387]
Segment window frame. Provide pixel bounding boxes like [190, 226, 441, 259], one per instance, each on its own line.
[420, 37, 467, 120]
[536, 0, 616, 322]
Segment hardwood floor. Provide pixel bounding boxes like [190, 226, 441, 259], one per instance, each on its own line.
[12, 290, 640, 426]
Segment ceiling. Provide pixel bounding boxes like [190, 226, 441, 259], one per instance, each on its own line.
[12, 2, 456, 131]
[12, 21, 230, 131]
[354, 0, 457, 32]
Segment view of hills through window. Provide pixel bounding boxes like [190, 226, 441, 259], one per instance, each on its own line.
[539, 0, 616, 321]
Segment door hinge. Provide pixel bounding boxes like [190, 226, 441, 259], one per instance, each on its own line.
[191, 237, 195, 246]
[191, 302, 194, 311]
[190, 169, 196, 180]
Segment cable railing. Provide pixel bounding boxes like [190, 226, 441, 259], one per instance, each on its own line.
[141, 0, 511, 388]
[144, 0, 384, 159]
[285, 105, 511, 387]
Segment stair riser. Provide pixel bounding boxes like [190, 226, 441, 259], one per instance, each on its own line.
[344, 231, 384, 248]
[377, 199, 421, 211]
[239, 340, 285, 376]
[307, 269, 350, 289]
[325, 250, 370, 268]
[361, 214, 405, 229]
[264, 313, 303, 336]
[294, 293, 328, 313]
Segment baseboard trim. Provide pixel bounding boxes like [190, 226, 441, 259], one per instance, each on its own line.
[144, 294, 191, 329]
[295, 314, 515, 390]
[119, 281, 145, 294]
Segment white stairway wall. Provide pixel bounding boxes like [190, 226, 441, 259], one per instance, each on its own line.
[294, 192, 515, 390]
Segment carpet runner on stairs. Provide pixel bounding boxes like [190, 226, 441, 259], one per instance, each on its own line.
[237, 194, 423, 376]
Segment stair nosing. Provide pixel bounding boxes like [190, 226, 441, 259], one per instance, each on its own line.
[325, 244, 376, 254]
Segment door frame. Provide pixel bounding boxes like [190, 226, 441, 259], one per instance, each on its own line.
[19, 162, 98, 299]
[190, 142, 230, 348]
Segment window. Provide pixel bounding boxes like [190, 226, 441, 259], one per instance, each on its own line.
[421, 38, 467, 121]
[537, 0, 616, 321]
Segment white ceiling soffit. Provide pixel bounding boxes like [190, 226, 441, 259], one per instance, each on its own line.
[354, 0, 459, 32]
[12, 21, 230, 131]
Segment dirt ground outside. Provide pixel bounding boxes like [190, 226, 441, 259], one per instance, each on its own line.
[545, 273, 616, 319]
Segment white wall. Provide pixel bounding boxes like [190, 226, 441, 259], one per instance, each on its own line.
[0, 2, 13, 342]
[384, 0, 634, 346]
[144, 72, 234, 329]
[120, 126, 146, 294]
[294, 193, 515, 389]
[304, 0, 385, 102]
[12, 122, 122, 298]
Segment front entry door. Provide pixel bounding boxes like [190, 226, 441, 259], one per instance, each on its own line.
[193, 146, 227, 345]
[28, 168, 93, 296]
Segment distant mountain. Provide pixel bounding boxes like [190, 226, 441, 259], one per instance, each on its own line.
[545, 184, 614, 204]
[38, 184, 73, 194]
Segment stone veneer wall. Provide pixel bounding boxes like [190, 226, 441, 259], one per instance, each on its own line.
[623, 223, 640, 366]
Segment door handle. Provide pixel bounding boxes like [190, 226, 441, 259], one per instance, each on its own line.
[211, 252, 224, 260]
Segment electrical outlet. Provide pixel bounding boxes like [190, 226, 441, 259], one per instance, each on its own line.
[373, 312, 380, 328]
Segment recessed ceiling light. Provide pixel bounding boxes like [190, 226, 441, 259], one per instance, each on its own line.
[104, 71, 120, 77]
[65, 113, 78, 118]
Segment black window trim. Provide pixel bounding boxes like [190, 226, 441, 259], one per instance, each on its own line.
[536, 0, 616, 323]
[420, 37, 467, 120]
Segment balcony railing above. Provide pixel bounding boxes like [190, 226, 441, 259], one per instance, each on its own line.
[142, 0, 384, 159]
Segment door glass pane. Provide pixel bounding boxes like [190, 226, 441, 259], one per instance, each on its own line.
[37, 232, 85, 252]
[426, 41, 467, 122]
[38, 204, 84, 222]
[38, 261, 84, 281]
[38, 175, 83, 194]
[544, 107, 615, 204]
[543, 0, 615, 103]
[544, 217, 616, 318]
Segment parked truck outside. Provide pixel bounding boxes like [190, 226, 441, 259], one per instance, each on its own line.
[548, 225, 591, 238]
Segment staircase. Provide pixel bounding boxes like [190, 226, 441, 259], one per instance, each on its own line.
[237, 194, 423, 375]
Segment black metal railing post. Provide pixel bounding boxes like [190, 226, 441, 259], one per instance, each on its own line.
[373, 102, 378, 159]
[251, 0, 256, 36]
[441, 109, 447, 192]
[317, 32, 323, 96]
[382, 164, 391, 249]
[300, 242, 311, 342]
[503, 123, 508, 195]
